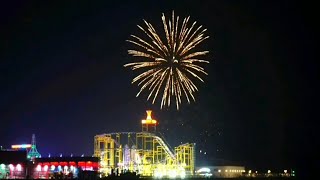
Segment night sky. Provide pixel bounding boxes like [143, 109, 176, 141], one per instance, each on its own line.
[0, 1, 315, 171]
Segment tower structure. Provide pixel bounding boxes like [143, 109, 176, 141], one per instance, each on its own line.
[27, 134, 41, 160]
[141, 110, 157, 132]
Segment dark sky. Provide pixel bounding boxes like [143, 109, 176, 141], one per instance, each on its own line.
[0, 1, 315, 171]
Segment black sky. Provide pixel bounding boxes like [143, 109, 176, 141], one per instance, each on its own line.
[0, 1, 315, 171]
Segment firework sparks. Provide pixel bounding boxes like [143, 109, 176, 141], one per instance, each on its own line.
[124, 11, 210, 110]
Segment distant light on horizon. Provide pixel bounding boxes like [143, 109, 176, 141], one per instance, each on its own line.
[11, 144, 32, 149]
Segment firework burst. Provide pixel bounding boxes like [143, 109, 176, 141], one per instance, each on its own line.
[124, 11, 210, 110]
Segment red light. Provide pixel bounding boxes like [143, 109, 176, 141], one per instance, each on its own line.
[92, 162, 99, 169]
[50, 162, 59, 166]
[78, 161, 85, 166]
[59, 162, 68, 166]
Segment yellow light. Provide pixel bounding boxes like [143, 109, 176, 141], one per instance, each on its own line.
[141, 110, 157, 124]
[146, 110, 152, 120]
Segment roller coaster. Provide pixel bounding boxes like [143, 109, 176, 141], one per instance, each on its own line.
[93, 110, 195, 178]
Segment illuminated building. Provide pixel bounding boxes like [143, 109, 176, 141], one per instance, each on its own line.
[0, 150, 27, 179]
[195, 166, 245, 178]
[93, 110, 195, 178]
[32, 157, 99, 179]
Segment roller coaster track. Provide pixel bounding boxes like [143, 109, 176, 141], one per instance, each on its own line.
[156, 132, 175, 156]
[153, 135, 175, 160]
[96, 132, 176, 160]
